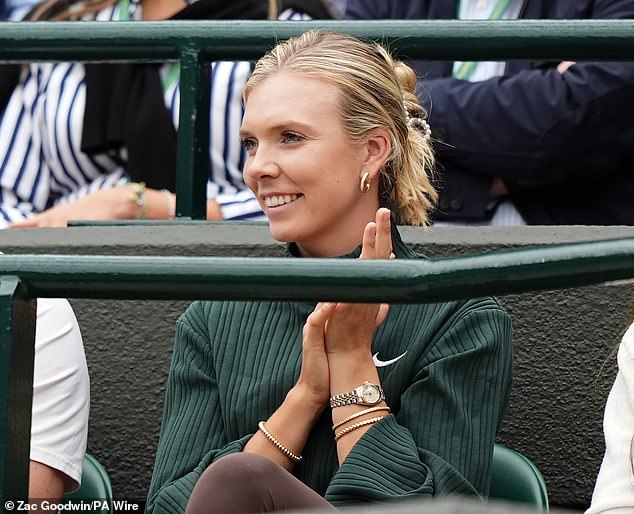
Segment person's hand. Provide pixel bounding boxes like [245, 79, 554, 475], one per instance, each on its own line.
[323, 208, 392, 360]
[293, 302, 337, 408]
[10, 187, 137, 228]
[206, 199, 223, 220]
[557, 61, 576, 74]
[489, 177, 509, 198]
[10, 186, 182, 228]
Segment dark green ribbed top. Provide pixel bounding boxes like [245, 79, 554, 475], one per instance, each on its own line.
[147, 228, 513, 513]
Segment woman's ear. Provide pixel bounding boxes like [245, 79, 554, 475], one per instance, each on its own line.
[362, 127, 391, 181]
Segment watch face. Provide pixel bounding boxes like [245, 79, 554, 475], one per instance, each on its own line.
[361, 383, 381, 404]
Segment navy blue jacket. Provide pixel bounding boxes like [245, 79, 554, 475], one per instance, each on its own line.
[346, 0, 634, 224]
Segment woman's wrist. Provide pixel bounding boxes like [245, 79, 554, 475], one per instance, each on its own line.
[127, 182, 147, 218]
[328, 350, 376, 378]
[286, 385, 328, 422]
[161, 189, 176, 219]
[328, 353, 376, 392]
[134, 188, 176, 220]
[109, 185, 143, 219]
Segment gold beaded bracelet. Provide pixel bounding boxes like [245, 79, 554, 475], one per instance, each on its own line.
[128, 182, 147, 219]
[160, 189, 176, 220]
[258, 421, 302, 463]
[332, 406, 390, 431]
[334, 416, 384, 442]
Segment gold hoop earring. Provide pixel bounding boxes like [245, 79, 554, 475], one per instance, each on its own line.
[360, 172, 371, 193]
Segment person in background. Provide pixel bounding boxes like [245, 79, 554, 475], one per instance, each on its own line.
[586, 313, 634, 513]
[0, 251, 89, 506]
[0, 0, 333, 227]
[147, 29, 512, 514]
[30, 298, 90, 507]
[345, 0, 634, 225]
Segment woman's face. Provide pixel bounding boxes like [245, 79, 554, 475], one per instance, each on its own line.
[241, 72, 381, 257]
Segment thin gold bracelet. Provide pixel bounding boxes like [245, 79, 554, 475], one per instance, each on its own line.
[334, 416, 384, 442]
[128, 182, 147, 219]
[258, 421, 302, 463]
[332, 406, 390, 430]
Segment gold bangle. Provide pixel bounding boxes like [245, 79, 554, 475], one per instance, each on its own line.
[258, 421, 302, 463]
[334, 416, 384, 442]
[160, 189, 175, 220]
[128, 182, 147, 219]
[332, 406, 390, 430]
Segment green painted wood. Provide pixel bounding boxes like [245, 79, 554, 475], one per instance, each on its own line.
[175, 48, 210, 220]
[1, 20, 634, 61]
[0, 238, 633, 302]
[0, 277, 36, 504]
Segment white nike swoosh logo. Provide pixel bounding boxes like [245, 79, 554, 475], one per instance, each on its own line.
[373, 351, 407, 367]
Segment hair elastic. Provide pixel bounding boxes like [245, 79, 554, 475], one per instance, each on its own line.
[404, 104, 432, 141]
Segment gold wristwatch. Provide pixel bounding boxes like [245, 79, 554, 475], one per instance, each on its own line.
[329, 381, 385, 408]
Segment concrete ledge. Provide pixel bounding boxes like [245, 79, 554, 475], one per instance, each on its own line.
[3, 223, 634, 510]
[4, 222, 634, 255]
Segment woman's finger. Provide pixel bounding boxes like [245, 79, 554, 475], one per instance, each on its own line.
[360, 222, 377, 260]
[304, 302, 336, 337]
[375, 208, 392, 259]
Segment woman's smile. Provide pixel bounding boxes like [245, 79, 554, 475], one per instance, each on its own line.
[263, 193, 303, 209]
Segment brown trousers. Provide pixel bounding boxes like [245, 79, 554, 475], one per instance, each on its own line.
[186, 453, 337, 514]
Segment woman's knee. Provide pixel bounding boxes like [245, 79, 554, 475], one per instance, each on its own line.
[187, 453, 286, 513]
[203, 452, 285, 486]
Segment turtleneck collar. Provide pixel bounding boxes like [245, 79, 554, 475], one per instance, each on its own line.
[285, 222, 420, 260]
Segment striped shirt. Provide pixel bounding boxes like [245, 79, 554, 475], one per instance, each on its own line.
[0, 2, 308, 227]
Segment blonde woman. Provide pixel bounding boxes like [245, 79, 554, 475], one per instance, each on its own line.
[147, 30, 513, 514]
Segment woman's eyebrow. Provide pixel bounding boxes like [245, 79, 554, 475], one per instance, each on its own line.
[268, 120, 312, 131]
[240, 120, 314, 138]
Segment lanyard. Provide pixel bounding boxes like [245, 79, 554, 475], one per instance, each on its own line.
[453, 0, 512, 80]
[117, 0, 180, 93]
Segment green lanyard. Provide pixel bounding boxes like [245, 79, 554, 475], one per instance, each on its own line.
[453, 0, 512, 80]
[117, 0, 180, 93]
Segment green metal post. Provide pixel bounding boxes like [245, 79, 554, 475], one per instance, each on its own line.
[175, 47, 211, 220]
[0, 277, 36, 504]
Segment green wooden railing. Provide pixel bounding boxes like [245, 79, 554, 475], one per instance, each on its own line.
[2, 19, 634, 218]
[2, 19, 634, 503]
[1, 238, 634, 502]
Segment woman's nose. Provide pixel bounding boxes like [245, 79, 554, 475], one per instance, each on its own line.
[244, 147, 281, 182]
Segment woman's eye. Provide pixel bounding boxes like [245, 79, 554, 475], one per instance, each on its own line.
[282, 132, 304, 144]
[240, 138, 257, 153]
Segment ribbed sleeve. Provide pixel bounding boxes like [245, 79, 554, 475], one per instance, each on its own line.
[146, 229, 513, 512]
[147, 306, 254, 514]
[326, 415, 434, 502]
[326, 302, 512, 504]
